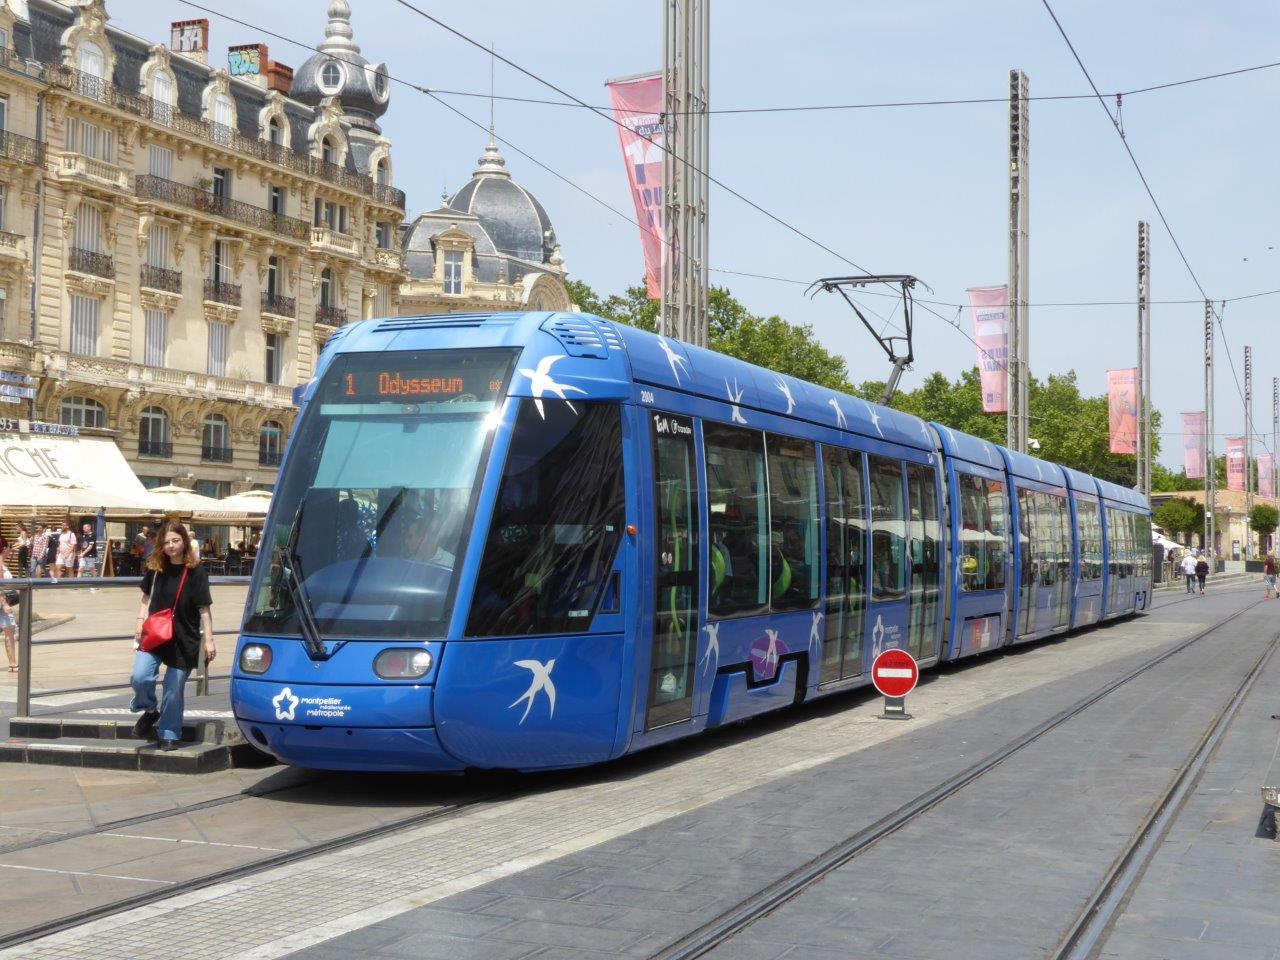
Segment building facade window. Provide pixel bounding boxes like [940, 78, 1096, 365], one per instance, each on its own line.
[0, 183, 6, 232]
[66, 117, 111, 161]
[144, 309, 167, 367]
[207, 320, 229, 377]
[264, 332, 282, 384]
[259, 420, 283, 466]
[212, 239, 231, 284]
[319, 267, 334, 308]
[373, 282, 391, 317]
[147, 224, 170, 269]
[375, 221, 390, 248]
[267, 117, 284, 145]
[212, 167, 230, 199]
[202, 414, 231, 461]
[320, 136, 337, 165]
[266, 256, 281, 297]
[269, 185, 284, 215]
[139, 406, 170, 457]
[0, 98, 7, 133]
[195, 479, 230, 499]
[319, 61, 344, 94]
[73, 203, 102, 252]
[58, 396, 106, 429]
[212, 94, 233, 143]
[69, 294, 99, 356]
[148, 145, 172, 180]
[443, 250, 463, 294]
[375, 159, 388, 185]
[151, 71, 174, 123]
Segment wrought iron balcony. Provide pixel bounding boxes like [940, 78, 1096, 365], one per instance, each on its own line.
[260, 292, 297, 318]
[203, 278, 242, 306]
[69, 248, 114, 279]
[0, 129, 44, 166]
[136, 175, 310, 242]
[201, 445, 234, 464]
[140, 265, 182, 293]
[372, 182, 407, 209]
[315, 305, 348, 327]
[258, 449, 283, 467]
[138, 439, 173, 458]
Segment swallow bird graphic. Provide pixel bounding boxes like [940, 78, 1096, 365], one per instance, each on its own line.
[762, 628, 780, 673]
[809, 611, 823, 654]
[726, 378, 747, 424]
[700, 622, 721, 675]
[773, 376, 796, 414]
[862, 400, 884, 437]
[828, 397, 847, 429]
[518, 355, 586, 419]
[656, 337, 690, 384]
[871, 615, 886, 659]
[510, 658, 557, 724]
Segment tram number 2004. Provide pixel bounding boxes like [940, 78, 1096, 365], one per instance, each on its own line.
[640, 390, 655, 404]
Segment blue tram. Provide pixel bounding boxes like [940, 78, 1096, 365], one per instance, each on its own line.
[230, 312, 1152, 772]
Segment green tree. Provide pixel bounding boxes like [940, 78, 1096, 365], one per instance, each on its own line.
[1152, 464, 1201, 492]
[1154, 497, 1203, 538]
[1249, 503, 1278, 539]
[567, 279, 853, 392]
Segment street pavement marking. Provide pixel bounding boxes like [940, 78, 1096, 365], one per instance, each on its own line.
[100, 833, 288, 853]
[0, 863, 172, 885]
[0, 616, 1225, 960]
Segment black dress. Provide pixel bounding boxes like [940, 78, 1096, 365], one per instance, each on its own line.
[141, 563, 213, 671]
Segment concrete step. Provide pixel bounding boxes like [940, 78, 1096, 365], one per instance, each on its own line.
[8, 716, 236, 745]
[0, 735, 262, 774]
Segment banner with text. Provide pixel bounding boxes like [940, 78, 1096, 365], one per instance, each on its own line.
[1107, 368, 1138, 455]
[606, 73, 665, 298]
[1226, 436, 1246, 492]
[966, 286, 1009, 412]
[1181, 411, 1206, 479]
[1259, 453, 1275, 500]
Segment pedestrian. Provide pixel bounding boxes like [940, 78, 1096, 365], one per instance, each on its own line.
[1195, 553, 1209, 595]
[77, 522, 98, 590]
[14, 523, 30, 579]
[129, 522, 215, 751]
[1181, 549, 1198, 594]
[29, 523, 50, 580]
[53, 521, 77, 583]
[1, 540, 15, 672]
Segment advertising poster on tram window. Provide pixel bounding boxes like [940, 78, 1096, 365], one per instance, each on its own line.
[965, 285, 1009, 413]
[1107, 368, 1138, 455]
[605, 73, 664, 299]
[1259, 452, 1275, 500]
[1181, 411, 1206, 478]
[1225, 436, 1247, 492]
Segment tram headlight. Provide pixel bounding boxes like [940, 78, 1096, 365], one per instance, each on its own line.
[374, 648, 433, 680]
[239, 643, 273, 674]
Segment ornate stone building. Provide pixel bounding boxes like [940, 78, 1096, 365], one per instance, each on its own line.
[398, 137, 571, 316]
[0, 0, 408, 496]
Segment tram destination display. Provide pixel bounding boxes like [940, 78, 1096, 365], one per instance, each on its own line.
[321, 348, 517, 408]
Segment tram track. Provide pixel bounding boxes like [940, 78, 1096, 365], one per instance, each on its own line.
[649, 597, 1271, 960]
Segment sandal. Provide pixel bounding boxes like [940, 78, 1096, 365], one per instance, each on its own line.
[6, 666, 16, 672]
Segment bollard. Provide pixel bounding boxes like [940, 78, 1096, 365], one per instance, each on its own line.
[16, 584, 32, 718]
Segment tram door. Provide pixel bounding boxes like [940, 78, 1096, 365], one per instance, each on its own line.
[906, 462, 941, 660]
[1051, 494, 1071, 628]
[1017, 488, 1037, 637]
[820, 447, 867, 683]
[645, 412, 700, 731]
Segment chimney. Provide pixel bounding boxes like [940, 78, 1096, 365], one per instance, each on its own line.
[170, 19, 210, 65]
[267, 61, 294, 95]
[228, 42, 268, 88]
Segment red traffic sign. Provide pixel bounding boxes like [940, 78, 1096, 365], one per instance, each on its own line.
[871, 648, 919, 699]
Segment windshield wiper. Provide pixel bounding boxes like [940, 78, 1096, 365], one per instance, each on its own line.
[279, 499, 327, 659]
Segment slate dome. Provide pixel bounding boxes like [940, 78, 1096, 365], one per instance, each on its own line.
[448, 139, 557, 264]
[290, 0, 389, 133]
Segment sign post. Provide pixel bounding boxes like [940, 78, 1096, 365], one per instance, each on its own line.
[871, 648, 919, 720]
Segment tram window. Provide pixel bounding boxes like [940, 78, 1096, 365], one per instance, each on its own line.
[467, 401, 625, 637]
[869, 457, 906, 601]
[1056, 494, 1071, 585]
[821, 446, 867, 683]
[906, 461, 940, 660]
[705, 424, 769, 617]
[1037, 492, 1056, 587]
[767, 436, 819, 610]
[1076, 499, 1101, 580]
[958, 473, 1006, 591]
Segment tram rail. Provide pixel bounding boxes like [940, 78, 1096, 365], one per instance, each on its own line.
[649, 597, 1270, 960]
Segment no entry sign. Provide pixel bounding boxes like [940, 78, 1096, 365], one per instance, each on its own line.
[872, 648, 919, 708]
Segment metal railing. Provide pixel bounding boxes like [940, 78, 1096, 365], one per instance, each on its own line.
[261, 291, 296, 318]
[0, 128, 44, 166]
[315, 304, 348, 326]
[140, 264, 182, 293]
[137, 174, 310, 242]
[7, 576, 251, 719]
[43, 61, 404, 207]
[201, 444, 234, 463]
[138, 438, 173, 458]
[68, 247, 115, 279]
[258, 448, 283, 467]
[203, 277, 242, 306]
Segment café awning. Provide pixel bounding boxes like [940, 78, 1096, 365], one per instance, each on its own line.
[0, 431, 154, 513]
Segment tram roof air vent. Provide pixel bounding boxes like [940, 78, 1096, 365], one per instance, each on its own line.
[542, 315, 622, 359]
[374, 314, 514, 332]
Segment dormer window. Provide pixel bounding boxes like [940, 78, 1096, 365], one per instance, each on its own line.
[321, 136, 337, 166]
[318, 59, 344, 95]
[443, 250, 463, 295]
[268, 116, 284, 146]
[375, 159, 389, 186]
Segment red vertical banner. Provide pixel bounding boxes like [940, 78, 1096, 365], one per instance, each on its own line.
[1181, 411, 1206, 479]
[966, 286, 1009, 413]
[1107, 369, 1138, 455]
[1258, 453, 1274, 500]
[1226, 436, 1246, 492]
[606, 74, 664, 299]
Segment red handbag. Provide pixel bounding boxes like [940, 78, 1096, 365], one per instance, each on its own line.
[139, 568, 188, 653]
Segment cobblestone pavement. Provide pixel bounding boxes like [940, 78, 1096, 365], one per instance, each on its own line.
[4, 588, 1276, 959]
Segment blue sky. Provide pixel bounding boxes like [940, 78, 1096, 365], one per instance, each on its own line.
[107, 1, 1280, 468]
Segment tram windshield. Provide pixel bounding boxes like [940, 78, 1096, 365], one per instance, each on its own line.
[244, 348, 517, 640]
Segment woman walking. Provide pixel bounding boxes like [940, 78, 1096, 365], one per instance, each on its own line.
[15, 524, 30, 581]
[1266, 553, 1278, 600]
[129, 522, 215, 750]
[1, 540, 17, 673]
[1195, 553, 1210, 596]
